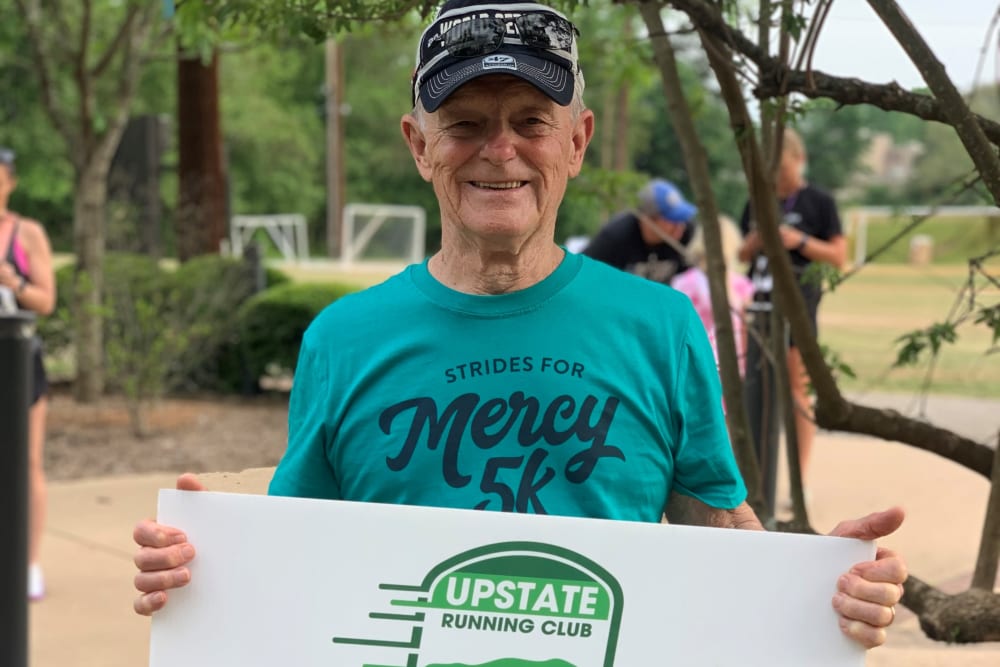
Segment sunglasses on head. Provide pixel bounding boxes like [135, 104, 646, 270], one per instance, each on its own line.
[440, 12, 578, 58]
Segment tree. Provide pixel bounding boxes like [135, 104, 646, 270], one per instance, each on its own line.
[654, 0, 1000, 641]
[176, 51, 228, 261]
[12, 0, 165, 401]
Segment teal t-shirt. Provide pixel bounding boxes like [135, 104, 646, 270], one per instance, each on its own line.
[269, 252, 746, 522]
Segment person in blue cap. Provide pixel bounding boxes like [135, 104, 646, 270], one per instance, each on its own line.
[584, 178, 698, 284]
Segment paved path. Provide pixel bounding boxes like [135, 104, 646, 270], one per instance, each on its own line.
[28, 423, 1000, 666]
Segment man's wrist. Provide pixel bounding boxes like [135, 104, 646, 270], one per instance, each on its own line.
[797, 232, 808, 252]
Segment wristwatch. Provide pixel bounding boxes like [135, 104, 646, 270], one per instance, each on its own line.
[797, 233, 808, 252]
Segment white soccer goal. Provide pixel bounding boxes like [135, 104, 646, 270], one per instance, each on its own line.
[228, 214, 310, 262]
[845, 205, 999, 267]
[341, 203, 426, 265]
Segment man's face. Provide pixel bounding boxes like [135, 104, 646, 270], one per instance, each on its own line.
[0, 165, 15, 210]
[639, 215, 687, 246]
[659, 219, 687, 241]
[402, 75, 593, 250]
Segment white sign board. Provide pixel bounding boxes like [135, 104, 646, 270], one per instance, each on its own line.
[150, 491, 873, 667]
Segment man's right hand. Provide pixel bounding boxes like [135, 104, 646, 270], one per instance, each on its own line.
[132, 473, 205, 616]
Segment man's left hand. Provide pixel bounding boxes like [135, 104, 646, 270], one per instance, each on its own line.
[828, 507, 908, 649]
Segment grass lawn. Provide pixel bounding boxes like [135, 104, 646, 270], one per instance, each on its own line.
[845, 212, 1000, 265]
[819, 263, 1000, 397]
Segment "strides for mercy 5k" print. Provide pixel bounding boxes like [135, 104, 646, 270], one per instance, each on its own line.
[332, 542, 624, 667]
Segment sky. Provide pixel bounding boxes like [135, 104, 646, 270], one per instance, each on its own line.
[809, 0, 1000, 92]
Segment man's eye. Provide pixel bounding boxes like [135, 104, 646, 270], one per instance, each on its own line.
[518, 117, 552, 134]
[444, 120, 480, 134]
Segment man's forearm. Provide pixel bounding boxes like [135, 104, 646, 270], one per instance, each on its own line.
[665, 494, 765, 531]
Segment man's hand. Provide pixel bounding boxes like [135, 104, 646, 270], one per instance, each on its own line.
[828, 507, 908, 649]
[778, 224, 805, 250]
[132, 473, 205, 616]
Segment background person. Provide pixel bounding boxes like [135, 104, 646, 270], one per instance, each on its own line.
[738, 127, 847, 491]
[0, 147, 57, 601]
[671, 216, 753, 376]
[132, 1, 904, 650]
[584, 178, 697, 284]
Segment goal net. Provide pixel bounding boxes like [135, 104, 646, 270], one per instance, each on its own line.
[341, 203, 426, 266]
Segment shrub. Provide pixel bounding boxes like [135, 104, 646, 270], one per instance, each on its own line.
[165, 255, 266, 390]
[236, 281, 360, 383]
[39, 254, 166, 353]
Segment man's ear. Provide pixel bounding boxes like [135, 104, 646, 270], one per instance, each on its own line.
[567, 108, 595, 179]
[401, 113, 433, 182]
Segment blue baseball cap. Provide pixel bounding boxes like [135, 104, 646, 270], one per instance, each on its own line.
[638, 179, 697, 224]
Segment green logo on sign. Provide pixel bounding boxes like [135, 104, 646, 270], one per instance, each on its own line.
[333, 541, 623, 667]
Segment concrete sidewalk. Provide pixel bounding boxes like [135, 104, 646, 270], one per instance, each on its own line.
[29, 434, 1000, 667]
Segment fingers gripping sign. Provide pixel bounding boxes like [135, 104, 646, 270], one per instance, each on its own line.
[132, 473, 205, 616]
[828, 507, 908, 649]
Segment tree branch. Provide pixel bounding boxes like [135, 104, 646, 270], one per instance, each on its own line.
[12, 0, 81, 168]
[668, 0, 1000, 146]
[816, 401, 995, 479]
[671, 0, 998, 486]
[972, 430, 1000, 590]
[637, 0, 765, 514]
[100, 2, 160, 169]
[697, 24, 846, 423]
[78, 0, 95, 153]
[91, 5, 141, 79]
[866, 0, 1000, 206]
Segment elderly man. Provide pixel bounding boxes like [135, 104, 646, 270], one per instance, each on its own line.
[133, 0, 905, 650]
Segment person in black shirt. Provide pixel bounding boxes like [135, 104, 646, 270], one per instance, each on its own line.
[738, 128, 847, 488]
[584, 178, 697, 284]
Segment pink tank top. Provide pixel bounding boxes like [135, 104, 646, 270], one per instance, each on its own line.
[3, 216, 31, 279]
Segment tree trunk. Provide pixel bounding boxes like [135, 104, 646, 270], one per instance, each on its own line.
[972, 431, 1000, 591]
[613, 80, 631, 172]
[637, 2, 765, 515]
[72, 159, 110, 402]
[612, 15, 633, 172]
[903, 577, 1000, 643]
[177, 50, 227, 261]
[325, 38, 346, 259]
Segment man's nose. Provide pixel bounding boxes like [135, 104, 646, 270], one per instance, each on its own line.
[479, 124, 517, 164]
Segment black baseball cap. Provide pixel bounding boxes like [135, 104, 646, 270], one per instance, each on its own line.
[412, 1, 584, 112]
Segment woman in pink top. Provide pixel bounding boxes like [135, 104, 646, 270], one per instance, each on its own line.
[671, 216, 753, 376]
[0, 148, 57, 601]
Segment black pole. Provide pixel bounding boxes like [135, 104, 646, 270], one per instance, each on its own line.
[0, 310, 35, 667]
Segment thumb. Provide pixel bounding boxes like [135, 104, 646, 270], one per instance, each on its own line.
[176, 472, 206, 492]
[828, 507, 905, 541]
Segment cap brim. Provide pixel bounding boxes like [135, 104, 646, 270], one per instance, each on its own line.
[419, 52, 574, 112]
[674, 202, 698, 223]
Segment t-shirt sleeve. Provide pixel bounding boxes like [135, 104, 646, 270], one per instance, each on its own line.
[823, 192, 843, 239]
[669, 305, 747, 509]
[268, 335, 342, 500]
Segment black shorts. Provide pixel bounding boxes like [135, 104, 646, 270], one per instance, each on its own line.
[31, 339, 48, 405]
